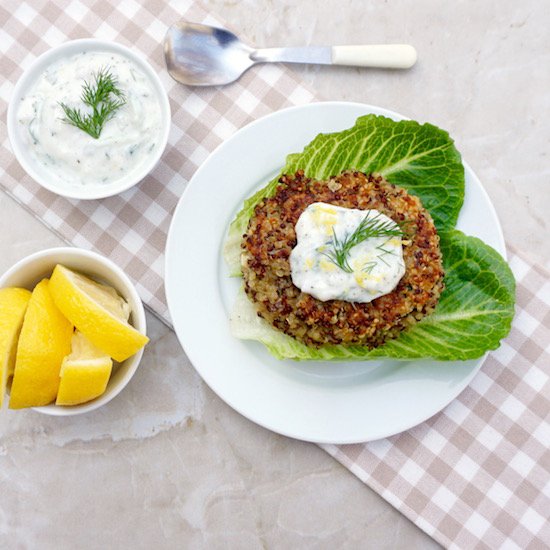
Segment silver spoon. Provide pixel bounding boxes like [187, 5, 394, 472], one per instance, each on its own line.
[164, 22, 417, 87]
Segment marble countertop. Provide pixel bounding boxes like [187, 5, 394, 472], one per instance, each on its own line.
[1, 0, 548, 547]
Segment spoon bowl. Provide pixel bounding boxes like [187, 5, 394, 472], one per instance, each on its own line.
[165, 22, 254, 86]
[165, 22, 417, 87]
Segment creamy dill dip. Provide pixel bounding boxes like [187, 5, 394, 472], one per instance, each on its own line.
[17, 50, 163, 188]
[290, 203, 406, 303]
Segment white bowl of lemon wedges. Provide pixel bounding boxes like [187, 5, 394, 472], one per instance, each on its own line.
[0, 247, 148, 415]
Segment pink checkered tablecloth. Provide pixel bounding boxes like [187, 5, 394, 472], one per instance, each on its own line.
[323, 253, 550, 549]
[1, 1, 548, 548]
[0, 0, 315, 319]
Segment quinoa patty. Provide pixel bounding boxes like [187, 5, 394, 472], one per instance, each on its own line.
[241, 170, 445, 348]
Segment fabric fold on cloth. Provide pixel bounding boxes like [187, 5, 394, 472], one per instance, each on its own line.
[1, 1, 548, 548]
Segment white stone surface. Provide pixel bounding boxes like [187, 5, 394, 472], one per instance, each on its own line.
[1, 0, 548, 548]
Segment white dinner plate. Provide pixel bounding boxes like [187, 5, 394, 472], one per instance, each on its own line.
[165, 102, 505, 444]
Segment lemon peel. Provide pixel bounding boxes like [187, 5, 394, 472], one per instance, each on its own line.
[0, 288, 32, 408]
[10, 280, 73, 409]
[56, 331, 113, 406]
[49, 264, 148, 362]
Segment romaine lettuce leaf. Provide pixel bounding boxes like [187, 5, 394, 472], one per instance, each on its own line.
[225, 114, 465, 275]
[230, 230, 516, 361]
[225, 114, 514, 361]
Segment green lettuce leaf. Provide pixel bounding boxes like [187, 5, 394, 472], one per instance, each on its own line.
[229, 230, 516, 361]
[225, 114, 465, 275]
[225, 114, 514, 361]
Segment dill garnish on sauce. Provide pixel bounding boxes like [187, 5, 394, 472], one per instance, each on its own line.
[321, 210, 403, 273]
[59, 67, 126, 139]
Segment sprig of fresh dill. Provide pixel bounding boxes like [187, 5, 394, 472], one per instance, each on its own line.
[321, 210, 403, 273]
[59, 67, 126, 139]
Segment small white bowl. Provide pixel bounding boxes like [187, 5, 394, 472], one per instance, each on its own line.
[7, 39, 171, 200]
[0, 247, 147, 415]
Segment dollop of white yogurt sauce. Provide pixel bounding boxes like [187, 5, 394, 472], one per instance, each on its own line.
[290, 203, 406, 303]
[17, 51, 162, 188]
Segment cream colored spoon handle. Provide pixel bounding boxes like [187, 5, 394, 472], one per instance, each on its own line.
[331, 44, 417, 68]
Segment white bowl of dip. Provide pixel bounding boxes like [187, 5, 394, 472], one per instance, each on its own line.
[0, 247, 147, 415]
[7, 39, 171, 200]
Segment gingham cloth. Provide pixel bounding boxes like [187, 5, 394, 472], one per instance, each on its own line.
[1, 1, 548, 548]
[323, 253, 550, 549]
[0, 0, 315, 319]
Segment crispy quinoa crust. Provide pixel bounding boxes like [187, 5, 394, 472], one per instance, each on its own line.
[241, 170, 445, 348]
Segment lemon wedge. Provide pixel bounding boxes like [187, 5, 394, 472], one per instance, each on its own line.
[0, 288, 32, 408]
[10, 280, 73, 409]
[56, 331, 113, 406]
[49, 264, 148, 362]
